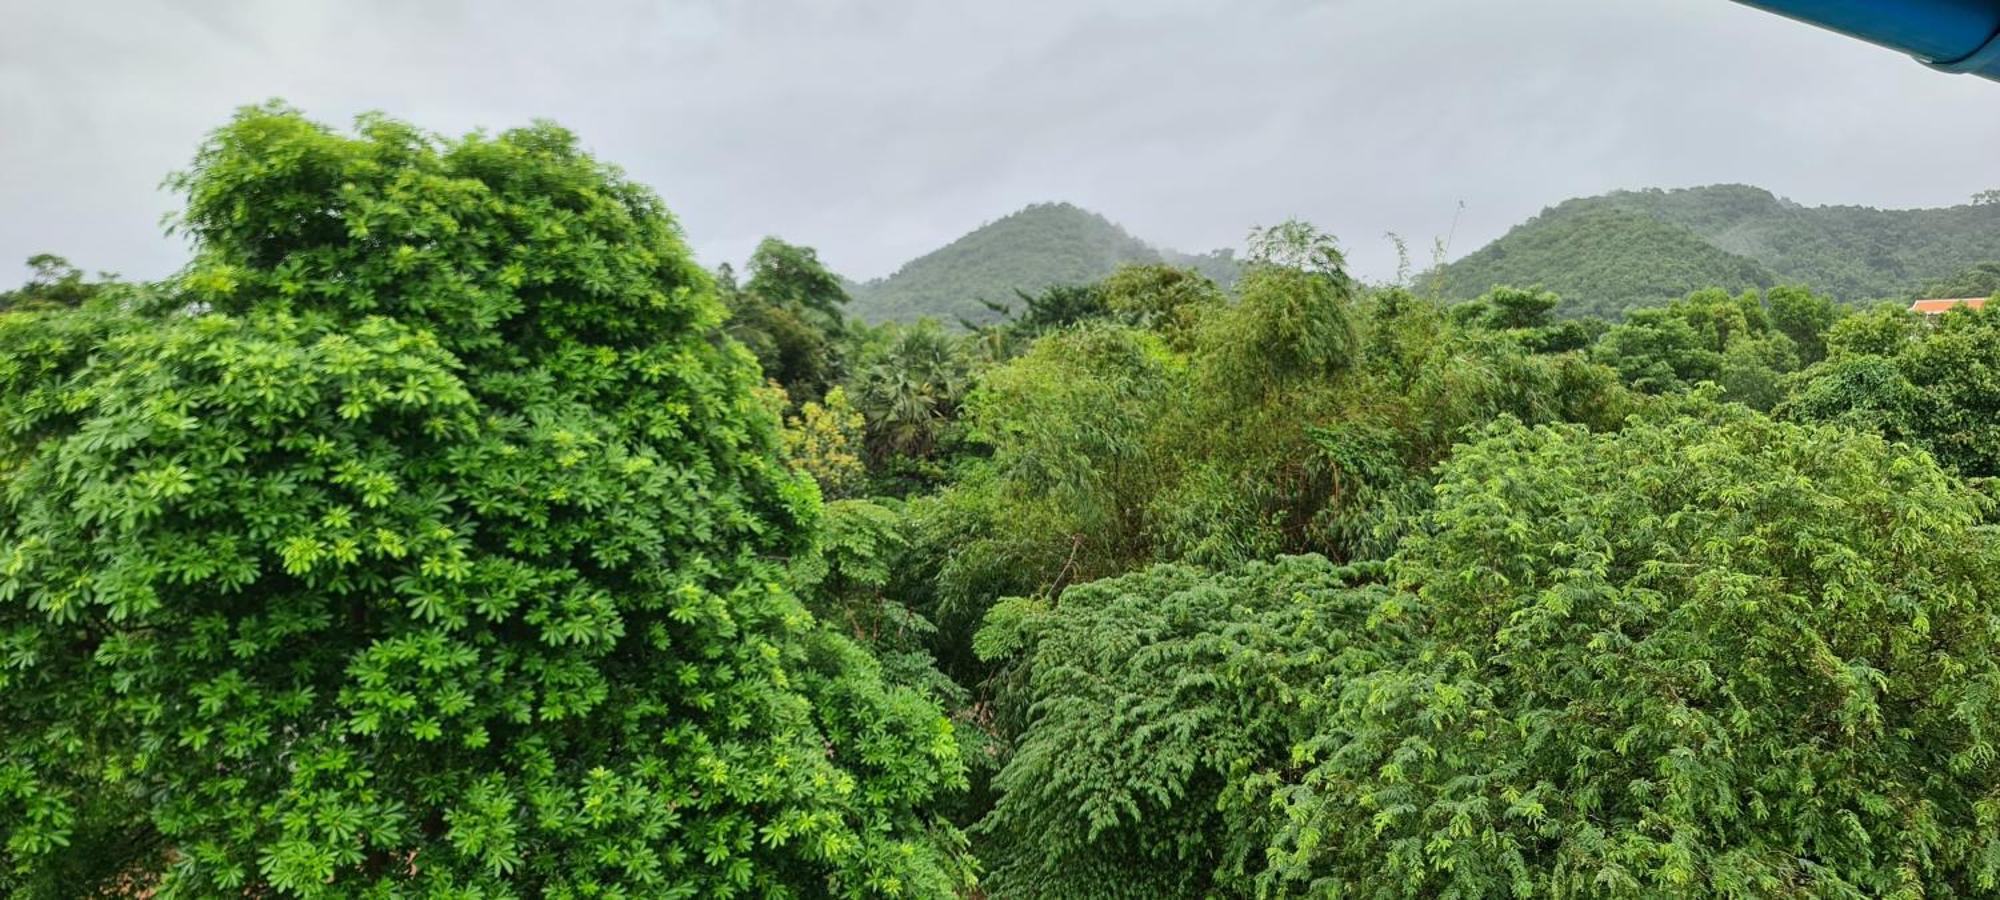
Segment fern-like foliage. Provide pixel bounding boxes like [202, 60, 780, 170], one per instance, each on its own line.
[973, 555, 1399, 898]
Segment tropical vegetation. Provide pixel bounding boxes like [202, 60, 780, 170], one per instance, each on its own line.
[4, 106, 2000, 898]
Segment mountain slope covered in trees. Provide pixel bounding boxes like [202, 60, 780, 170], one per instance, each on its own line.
[1435, 205, 1779, 316]
[850, 185, 2000, 328]
[1440, 184, 2000, 317]
[846, 203, 1238, 326]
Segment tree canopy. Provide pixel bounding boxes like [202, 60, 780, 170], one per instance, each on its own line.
[1267, 402, 2000, 896]
[0, 105, 968, 898]
[1783, 303, 2000, 479]
[972, 555, 1395, 899]
[722, 236, 853, 403]
[0, 254, 108, 313]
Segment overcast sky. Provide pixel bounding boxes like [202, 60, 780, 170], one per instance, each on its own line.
[4, 0, 1997, 287]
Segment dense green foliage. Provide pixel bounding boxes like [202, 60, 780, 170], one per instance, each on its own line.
[1783, 303, 2000, 478]
[720, 237, 854, 403]
[846, 203, 1237, 327]
[883, 250, 1637, 742]
[972, 556, 1395, 899]
[1592, 287, 1801, 408]
[0, 107, 967, 897]
[962, 402, 2000, 898]
[7, 105, 2000, 900]
[924, 265, 1629, 610]
[1268, 404, 2000, 896]
[846, 320, 974, 478]
[1442, 184, 2000, 317]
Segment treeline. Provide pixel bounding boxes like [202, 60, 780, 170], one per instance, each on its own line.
[2, 107, 1999, 897]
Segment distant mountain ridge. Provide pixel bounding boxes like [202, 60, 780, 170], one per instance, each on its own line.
[1438, 184, 2000, 318]
[843, 187, 2000, 326]
[844, 202, 1237, 326]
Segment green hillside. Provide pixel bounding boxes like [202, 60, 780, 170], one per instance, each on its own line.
[847, 202, 1237, 326]
[1440, 185, 2000, 318]
[1436, 206, 1777, 318]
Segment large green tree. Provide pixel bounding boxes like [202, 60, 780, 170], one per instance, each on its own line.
[1266, 401, 2000, 896]
[845, 319, 972, 470]
[1449, 285, 1602, 354]
[0, 106, 966, 897]
[1594, 287, 1802, 408]
[723, 237, 852, 403]
[1783, 303, 2000, 478]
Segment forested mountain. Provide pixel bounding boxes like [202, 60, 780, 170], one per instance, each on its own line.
[1435, 206, 1778, 316]
[851, 186, 2000, 328]
[846, 202, 1238, 326]
[1439, 184, 2000, 318]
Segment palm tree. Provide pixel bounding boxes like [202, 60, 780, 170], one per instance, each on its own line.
[849, 320, 968, 461]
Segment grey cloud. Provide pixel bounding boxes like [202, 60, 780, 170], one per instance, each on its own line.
[3, 0, 1996, 287]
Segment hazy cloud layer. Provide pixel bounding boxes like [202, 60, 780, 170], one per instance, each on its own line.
[4, 0, 1997, 286]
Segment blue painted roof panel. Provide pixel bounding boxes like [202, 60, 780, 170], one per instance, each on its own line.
[1734, 0, 2000, 79]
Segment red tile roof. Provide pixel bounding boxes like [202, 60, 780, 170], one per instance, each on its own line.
[1909, 297, 1988, 314]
